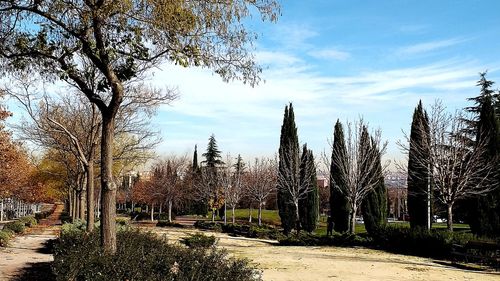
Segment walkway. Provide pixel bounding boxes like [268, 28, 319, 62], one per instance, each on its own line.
[0, 203, 63, 280]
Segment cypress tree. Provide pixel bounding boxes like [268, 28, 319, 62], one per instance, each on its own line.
[329, 120, 350, 232]
[361, 137, 387, 234]
[407, 100, 431, 229]
[192, 145, 199, 172]
[299, 144, 319, 232]
[277, 103, 300, 234]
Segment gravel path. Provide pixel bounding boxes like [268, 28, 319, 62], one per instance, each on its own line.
[0, 204, 62, 281]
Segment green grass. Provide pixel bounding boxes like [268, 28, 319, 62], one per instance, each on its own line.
[225, 209, 281, 225]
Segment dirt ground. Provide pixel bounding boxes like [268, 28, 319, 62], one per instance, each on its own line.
[0, 204, 62, 281]
[153, 227, 500, 281]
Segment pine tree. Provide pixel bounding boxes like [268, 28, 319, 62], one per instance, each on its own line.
[407, 100, 431, 229]
[469, 94, 500, 236]
[277, 103, 300, 234]
[299, 144, 319, 232]
[329, 120, 350, 232]
[202, 134, 224, 168]
[361, 138, 387, 234]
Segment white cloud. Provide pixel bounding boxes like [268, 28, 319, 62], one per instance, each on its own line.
[397, 38, 468, 56]
[308, 48, 351, 61]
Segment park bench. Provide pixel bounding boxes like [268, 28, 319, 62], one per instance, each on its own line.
[451, 240, 500, 269]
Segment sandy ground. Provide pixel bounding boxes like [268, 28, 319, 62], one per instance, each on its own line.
[0, 204, 62, 281]
[152, 227, 500, 281]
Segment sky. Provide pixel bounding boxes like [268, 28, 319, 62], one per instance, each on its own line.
[6, 0, 500, 168]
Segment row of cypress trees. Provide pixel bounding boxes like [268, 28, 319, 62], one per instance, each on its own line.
[277, 103, 319, 234]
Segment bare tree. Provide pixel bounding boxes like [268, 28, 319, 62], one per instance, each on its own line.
[330, 120, 387, 234]
[424, 102, 495, 230]
[150, 155, 189, 222]
[245, 157, 277, 226]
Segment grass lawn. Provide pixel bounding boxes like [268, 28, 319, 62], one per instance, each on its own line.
[225, 209, 281, 225]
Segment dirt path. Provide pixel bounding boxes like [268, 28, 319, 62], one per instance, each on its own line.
[153, 227, 500, 281]
[0, 204, 63, 281]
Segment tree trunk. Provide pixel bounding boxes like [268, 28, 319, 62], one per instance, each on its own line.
[232, 206, 236, 224]
[79, 176, 86, 221]
[72, 189, 78, 220]
[350, 202, 357, 234]
[258, 203, 262, 226]
[168, 200, 172, 223]
[1, 199, 4, 222]
[248, 205, 252, 223]
[100, 115, 117, 254]
[86, 159, 95, 232]
[150, 203, 154, 222]
[447, 203, 453, 231]
[212, 210, 216, 222]
[295, 201, 301, 233]
[68, 190, 73, 219]
[159, 203, 162, 215]
[224, 201, 227, 225]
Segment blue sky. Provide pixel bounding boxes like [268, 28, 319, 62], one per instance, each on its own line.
[149, 0, 500, 166]
[6, 0, 500, 168]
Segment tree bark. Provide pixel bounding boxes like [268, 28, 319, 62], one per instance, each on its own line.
[86, 156, 95, 232]
[150, 203, 154, 222]
[100, 115, 117, 253]
[224, 201, 227, 225]
[248, 205, 252, 223]
[1, 199, 4, 222]
[232, 206, 236, 224]
[258, 203, 262, 226]
[79, 176, 86, 221]
[168, 200, 172, 223]
[447, 203, 453, 231]
[350, 202, 357, 234]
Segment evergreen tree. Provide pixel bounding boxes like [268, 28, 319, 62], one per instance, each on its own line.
[277, 103, 300, 234]
[407, 101, 431, 229]
[329, 120, 350, 232]
[192, 144, 199, 172]
[361, 137, 387, 234]
[202, 134, 224, 168]
[469, 94, 500, 236]
[190, 144, 207, 216]
[299, 144, 319, 232]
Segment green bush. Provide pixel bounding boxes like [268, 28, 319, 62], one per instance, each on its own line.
[371, 225, 477, 259]
[53, 227, 261, 281]
[194, 220, 222, 231]
[278, 232, 371, 247]
[4, 221, 26, 234]
[0, 230, 14, 247]
[180, 233, 217, 249]
[156, 220, 183, 228]
[195, 221, 281, 240]
[19, 216, 37, 227]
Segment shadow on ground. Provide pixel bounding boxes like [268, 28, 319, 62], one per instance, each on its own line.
[13, 261, 55, 281]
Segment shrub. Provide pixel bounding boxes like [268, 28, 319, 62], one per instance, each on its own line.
[19, 216, 37, 227]
[156, 220, 183, 228]
[371, 225, 476, 259]
[194, 220, 222, 231]
[52, 227, 261, 281]
[278, 232, 371, 247]
[60, 212, 72, 224]
[116, 218, 130, 226]
[180, 233, 217, 249]
[0, 230, 14, 247]
[4, 221, 26, 234]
